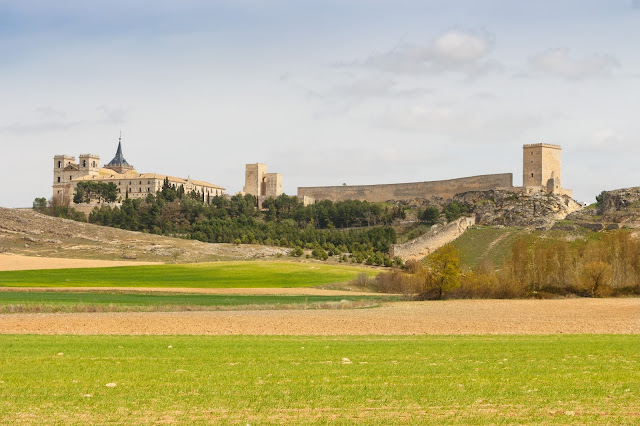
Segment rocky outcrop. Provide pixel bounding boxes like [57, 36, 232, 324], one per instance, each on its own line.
[564, 187, 640, 229]
[452, 189, 581, 229]
[554, 187, 640, 230]
[597, 187, 640, 215]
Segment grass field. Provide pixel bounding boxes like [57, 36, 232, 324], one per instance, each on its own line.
[0, 261, 377, 288]
[0, 291, 397, 313]
[0, 335, 637, 424]
[451, 226, 527, 269]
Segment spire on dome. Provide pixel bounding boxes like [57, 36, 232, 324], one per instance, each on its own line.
[105, 132, 134, 173]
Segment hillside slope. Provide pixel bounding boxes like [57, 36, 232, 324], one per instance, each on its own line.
[562, 187, 640, 231]
[0, 208, 287, 262]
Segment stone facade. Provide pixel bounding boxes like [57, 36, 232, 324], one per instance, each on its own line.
[53, 154, 101, 201]
[298, 144, 573, 204]
[297, 174, 513, 204]
[522, 143, 572, 197]
[53, 139, 224, 204]
[242, 163, 282, 200]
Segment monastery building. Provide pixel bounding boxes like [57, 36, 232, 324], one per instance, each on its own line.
[53, 135, 225, 204]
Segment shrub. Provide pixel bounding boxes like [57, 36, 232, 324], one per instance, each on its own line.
[311, 247, 329, 261]
[289, 247, 304, 257]
[419, 206, 440, 226]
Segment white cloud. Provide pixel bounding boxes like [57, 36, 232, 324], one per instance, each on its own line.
[374, 103, 546, 142]
[433, 30, 491, 62]
[529, 48, 619, 80]
[358, 30, 500, 77]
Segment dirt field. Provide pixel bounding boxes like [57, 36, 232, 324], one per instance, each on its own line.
[1, 298, 638, 335]
[0, 253, 158, 271]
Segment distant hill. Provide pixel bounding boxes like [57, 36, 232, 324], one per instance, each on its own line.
[0, 208, 287, 263]
[450, 187, 640, 269]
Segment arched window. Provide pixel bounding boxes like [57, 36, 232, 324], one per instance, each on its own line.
[58, 161, 61, 168]
[57, 177, 61, 183]
[83, 160, 86, 167]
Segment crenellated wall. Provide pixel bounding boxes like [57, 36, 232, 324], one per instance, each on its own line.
[390, 215, 476, 260]
[297, 174, 513, 203]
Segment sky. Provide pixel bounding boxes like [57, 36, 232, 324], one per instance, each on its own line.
[2, 0, 639, 207]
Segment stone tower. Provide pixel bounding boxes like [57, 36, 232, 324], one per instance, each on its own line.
[79, 153, 100, 175]
[243, 163, 268, 196]
[522, 143, 562, 194]
[243, 163, 282, 200]
[53, 155, 76, 201]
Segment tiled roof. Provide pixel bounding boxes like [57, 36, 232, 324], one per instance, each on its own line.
[73, 170, 224, 189]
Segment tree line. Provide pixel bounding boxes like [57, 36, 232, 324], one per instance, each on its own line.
[370, 230, 640, 299]
[41, 189, 401, 261]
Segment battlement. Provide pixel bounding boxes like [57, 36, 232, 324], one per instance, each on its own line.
[523, 143, 561, 150]
[298, 143, 572, 204]
[298, 174, 513, 203]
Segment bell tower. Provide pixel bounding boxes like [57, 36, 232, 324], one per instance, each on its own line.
[79, 153, 100, 176]
[53, 155, 76, 201]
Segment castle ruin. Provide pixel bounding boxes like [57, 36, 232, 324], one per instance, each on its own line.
[242, 163, 282, 201]
[297, 144, 572, 203]
[522, 143, 572, 197]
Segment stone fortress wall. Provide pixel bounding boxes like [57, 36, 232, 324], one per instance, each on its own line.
[297, 173, 514, 204]
[390, 215, 476, 260]
[297, 144, 571, 204]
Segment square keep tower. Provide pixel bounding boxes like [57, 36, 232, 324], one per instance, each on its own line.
[523, 143, 562, 194]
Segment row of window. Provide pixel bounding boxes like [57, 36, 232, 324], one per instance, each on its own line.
[57, 160, 97, 168]
[117, 181, 151, 185]
[116, 188, 152, 193]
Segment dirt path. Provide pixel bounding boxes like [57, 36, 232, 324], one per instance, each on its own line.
[483, 230, 512, 258]
[1, 298, 638, 335]
[0, 254, 158, 271]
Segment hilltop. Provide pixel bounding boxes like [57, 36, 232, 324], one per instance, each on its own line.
[0, 207, 286, 263]
[560, 187, 640, 231]
[4, 186, 640, 267]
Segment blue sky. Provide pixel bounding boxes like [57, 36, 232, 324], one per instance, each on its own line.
[2, 0, 639, 207]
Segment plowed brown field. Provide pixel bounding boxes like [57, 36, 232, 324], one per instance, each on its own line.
[1, 298, 638, 335]
[0, 253, 156, 270]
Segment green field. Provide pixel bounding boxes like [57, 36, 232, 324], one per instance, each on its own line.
[451, 226, 527, 269]
[0, 335, 637, 424]
[0, 291, 396, 313]
[0, 261, 377, 288]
